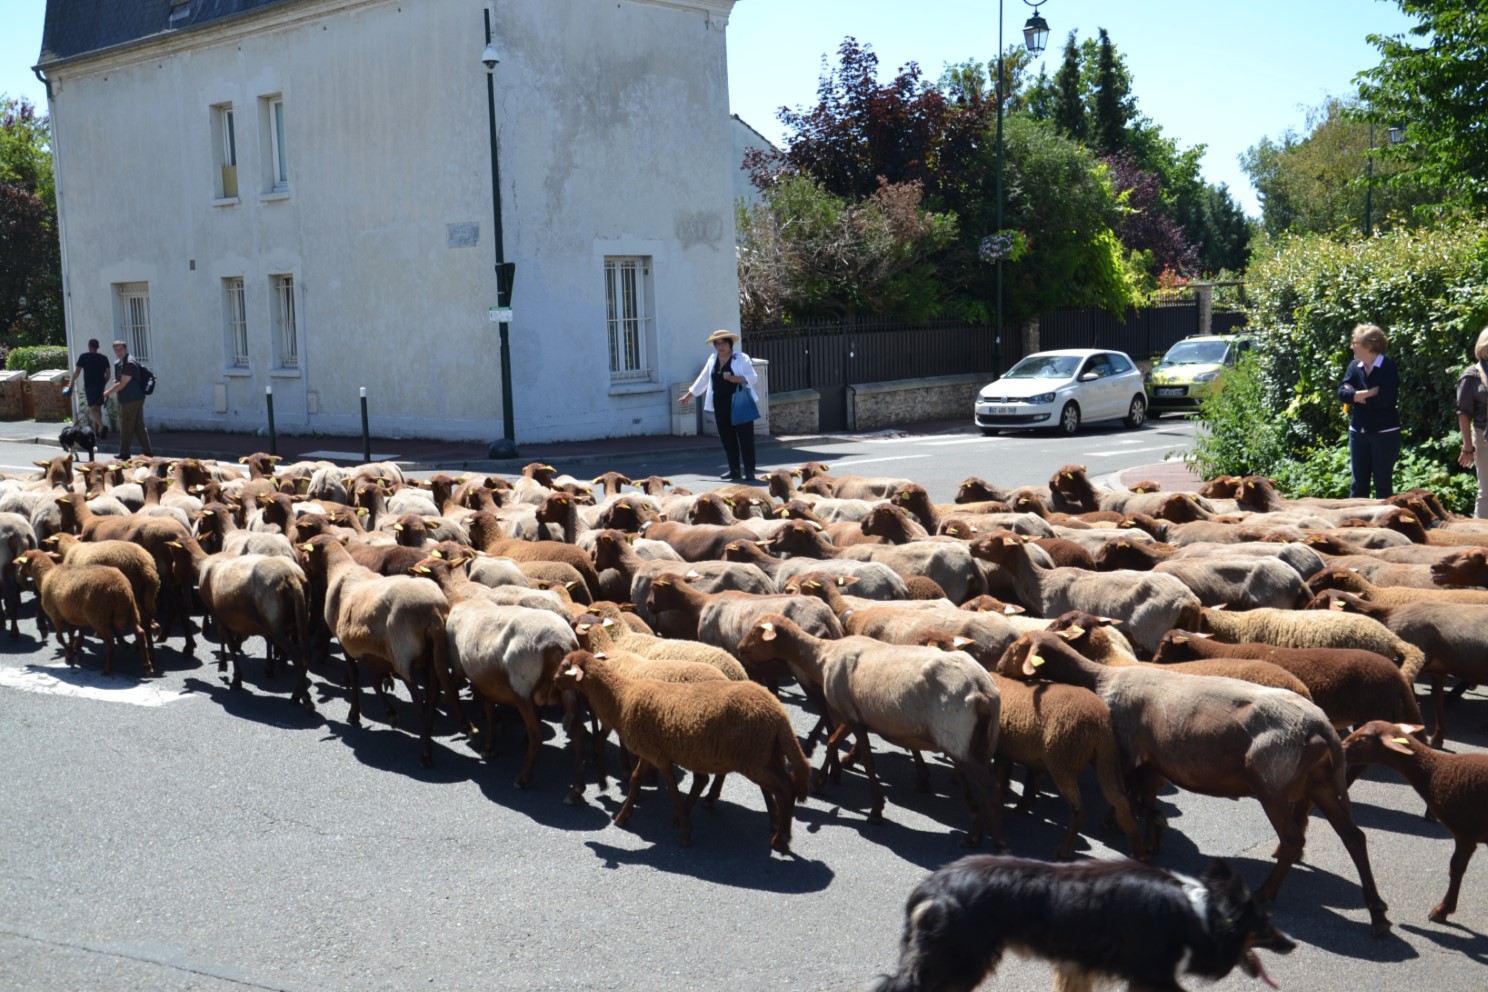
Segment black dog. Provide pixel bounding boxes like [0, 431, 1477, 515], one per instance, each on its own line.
[57, 420, 97, 462]
[872, 856, 1294, 992]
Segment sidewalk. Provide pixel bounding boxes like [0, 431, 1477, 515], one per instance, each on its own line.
[0, 416, 1204, 490]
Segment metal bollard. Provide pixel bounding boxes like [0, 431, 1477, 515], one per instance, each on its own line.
[360, 387, 370, 463]
[265, 384, 277, 457]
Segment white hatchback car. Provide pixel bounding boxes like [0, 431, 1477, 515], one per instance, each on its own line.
[973, 348, 1148, 436]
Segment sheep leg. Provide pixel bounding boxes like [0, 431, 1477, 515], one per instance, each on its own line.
[100, 631, 116, 677]
[563, 696, 590, 806]
[954, 759, 1005, 851]
[754, 764, 796, 854]
[1047, 766, 1086, 861]
[407, 668, 435, 769]
[135, 624, 154, 676]
[372, 677, 399, 726]
[1428, 838, 1475, 923]
[681, 772, 711, 816]
[811, 722, 853, 795]
[345, 658, 363, 727]
[1308, 779, 1389, 936]
[2, 570, 20, 640]
[482, 699, 500, 759]
[1430, 673, 1447, 748]
[851, 727, 887, 825]
[512, 699, 544, 789]
[703, 771, 725, 808]
[654, 761, 692, 846]
[911, 750, 931, 792]
[614, 759, 651, 827]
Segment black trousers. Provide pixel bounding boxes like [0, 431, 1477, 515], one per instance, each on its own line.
[715, 392, 756, 476]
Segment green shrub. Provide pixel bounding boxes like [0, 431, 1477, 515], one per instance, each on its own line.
[1190, 218, 1488, 511]
[5, 345, 68, 376]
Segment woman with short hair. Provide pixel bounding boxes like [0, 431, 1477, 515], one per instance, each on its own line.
[678, 329, 761, 483]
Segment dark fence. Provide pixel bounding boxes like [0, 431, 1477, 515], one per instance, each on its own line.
[1037, 303, 1201, 360]
[1212, 311, 1249, 336]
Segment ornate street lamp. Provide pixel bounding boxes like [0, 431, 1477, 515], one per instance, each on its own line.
[994, 1, 1050, 377]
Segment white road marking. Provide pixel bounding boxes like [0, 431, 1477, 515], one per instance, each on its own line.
[827, 455, 933, 468]
[0, 662, 188, 707]
[925, 437, 997, 446]
[301, 449, 401, 461]
[1086, 445, 1183, 458]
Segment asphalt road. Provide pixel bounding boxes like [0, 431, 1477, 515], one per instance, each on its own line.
[2, 423, 1487, 992]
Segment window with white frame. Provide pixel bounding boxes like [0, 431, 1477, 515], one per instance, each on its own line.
[262, 95, 288, 192]
[271, 274, 298, 368]
[114, 282, 152, 361]
[224, 277, 248, 367]
[604, 257, 654, 382]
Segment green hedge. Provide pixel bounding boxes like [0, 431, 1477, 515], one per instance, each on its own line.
[5, 346, 69, 377]
[1189, 219, 1488, 513]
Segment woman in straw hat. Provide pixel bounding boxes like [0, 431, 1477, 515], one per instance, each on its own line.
[679, 328, 761, 482]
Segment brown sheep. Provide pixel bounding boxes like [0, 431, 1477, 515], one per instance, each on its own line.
[17, 551, 153, 677]
[554, 650, 809, 853]
[997, 630, 1390, 936]
[1343, 721, 1488, 924]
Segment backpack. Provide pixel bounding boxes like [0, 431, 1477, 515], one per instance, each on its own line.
[135, 362, 157, 396]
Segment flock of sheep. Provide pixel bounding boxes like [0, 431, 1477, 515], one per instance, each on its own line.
[5, 450, 1487, 945]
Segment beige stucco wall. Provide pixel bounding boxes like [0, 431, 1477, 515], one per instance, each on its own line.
[46, 0, 740, 443]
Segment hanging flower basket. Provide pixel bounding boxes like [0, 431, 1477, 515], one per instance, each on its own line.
[979, 229, 1029, 264]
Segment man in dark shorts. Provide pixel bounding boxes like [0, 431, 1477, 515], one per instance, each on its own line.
[68, 338, 112, 437]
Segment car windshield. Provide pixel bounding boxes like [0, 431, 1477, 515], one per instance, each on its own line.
[1003, 355, 1080, 379]
[1160, 340, 1229, 365]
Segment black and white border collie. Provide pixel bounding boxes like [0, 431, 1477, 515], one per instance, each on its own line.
[871, 855, 1294, 992]
[57, 420, 96, 463]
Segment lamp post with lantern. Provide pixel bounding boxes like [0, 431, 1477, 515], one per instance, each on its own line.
[993, 0, 1050, 377]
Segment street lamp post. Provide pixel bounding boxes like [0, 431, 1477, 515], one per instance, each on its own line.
[1364, 119, 1406, 238]
[484, 9, 518, 460]
[994, 1, 1050, 377]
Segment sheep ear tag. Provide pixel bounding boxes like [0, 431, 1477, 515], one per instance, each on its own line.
[1057, 625, 1085, 640]
[1385, 736, 1414, 754]
[1022, 654, 1045, 676]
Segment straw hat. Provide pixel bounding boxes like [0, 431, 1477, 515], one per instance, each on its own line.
[705, 329, 738, 347]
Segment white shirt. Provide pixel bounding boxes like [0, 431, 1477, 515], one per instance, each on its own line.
[685, 349, 759, 413]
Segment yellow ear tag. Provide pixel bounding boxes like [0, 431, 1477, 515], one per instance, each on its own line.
[1063, 625, 1085, 639]
[1029, 655, 1045, 668]
[1391, 737, 1411, 745]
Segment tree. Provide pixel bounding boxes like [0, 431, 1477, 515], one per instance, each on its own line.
[0, 96, 63, 345]
[736, 175, 958, 327]
[1051, 32, 1086, 142]
[1241, 96, 1430, 237]
[1092, 29, 1132, 154]
[1103, 152, 1198, 277]
[1356, 1, 1488, 212]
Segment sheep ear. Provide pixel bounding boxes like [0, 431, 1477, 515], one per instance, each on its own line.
[1001, 536, 1018, 546]
[1401, 513, 1416, 523]
[686, 569, 702, 580]
[1100, 616, 1121, 626]
[411, 565, 429, 575]
[1003, 603, 1025, 615]
[602, 617, 616, 628]
[952, 636, 974, 650]
[1022, 654, 1045, 675]
[1057, 624, 1085, 641]
[1384, 736, 1414, 753]
[1172, 634, 1188, 644]
[840, 575, 860, 587]
[759, 622, 777, 641]
[565, 665, 585, 681]
[1328, 598, 1347, 612]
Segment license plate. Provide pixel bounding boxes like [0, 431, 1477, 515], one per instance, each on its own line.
[987, 405, 1016, 414]
[1155, 387, 1185, 397]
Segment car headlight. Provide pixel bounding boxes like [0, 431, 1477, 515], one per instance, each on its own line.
[1029, 392, 1056, 404]
[1193, 370, 1221, 382]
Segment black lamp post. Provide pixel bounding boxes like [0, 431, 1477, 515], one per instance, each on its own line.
[1363, 119, 1406, 238]
[484, 8, 518, 459]
[994, 1, 1050, 377]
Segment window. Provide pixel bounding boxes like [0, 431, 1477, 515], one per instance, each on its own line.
[271, 274, 298, 368]
[262, 95, 288, 192]
[224, 277, 248, 367]
[1107, 353, 1133, 374]
[114, 282, 152, 361]
[212, 102, 237, 198]
[604, 257, 654, 382]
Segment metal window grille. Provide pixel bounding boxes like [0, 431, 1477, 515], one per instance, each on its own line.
[605, 258, 652, 381]
[225, 277, 248, 366]
[118, 283, 151, 361]
[273, 275, 298, 368]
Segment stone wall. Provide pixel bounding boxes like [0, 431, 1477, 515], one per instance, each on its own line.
[847, 373, 987, 431]
[767, 388, 819, 435]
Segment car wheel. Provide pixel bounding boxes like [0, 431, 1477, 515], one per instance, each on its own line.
[1057, 401, 1081, 436]
[1124, 394, 1147, 428]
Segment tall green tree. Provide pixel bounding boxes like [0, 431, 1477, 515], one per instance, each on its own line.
[1051, 32, 1086, 142]
[1356, 1, 1488, 212]
[0, 96, 63, 345]
[1092, 29, 1132, 154]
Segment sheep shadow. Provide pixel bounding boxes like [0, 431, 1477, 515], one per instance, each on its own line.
[1398, 921, 1488, 964]
[583, 833, 835, 893]
[182, 674, 328, 731]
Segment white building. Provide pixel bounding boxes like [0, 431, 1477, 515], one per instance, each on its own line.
[36, 0, 741, 444]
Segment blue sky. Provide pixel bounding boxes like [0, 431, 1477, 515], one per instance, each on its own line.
[3, 1, 1419, 216]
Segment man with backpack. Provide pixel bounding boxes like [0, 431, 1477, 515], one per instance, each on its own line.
[102, 340, 153, 459]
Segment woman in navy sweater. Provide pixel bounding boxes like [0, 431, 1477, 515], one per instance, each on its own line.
[1337, 323, 1400, 498]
